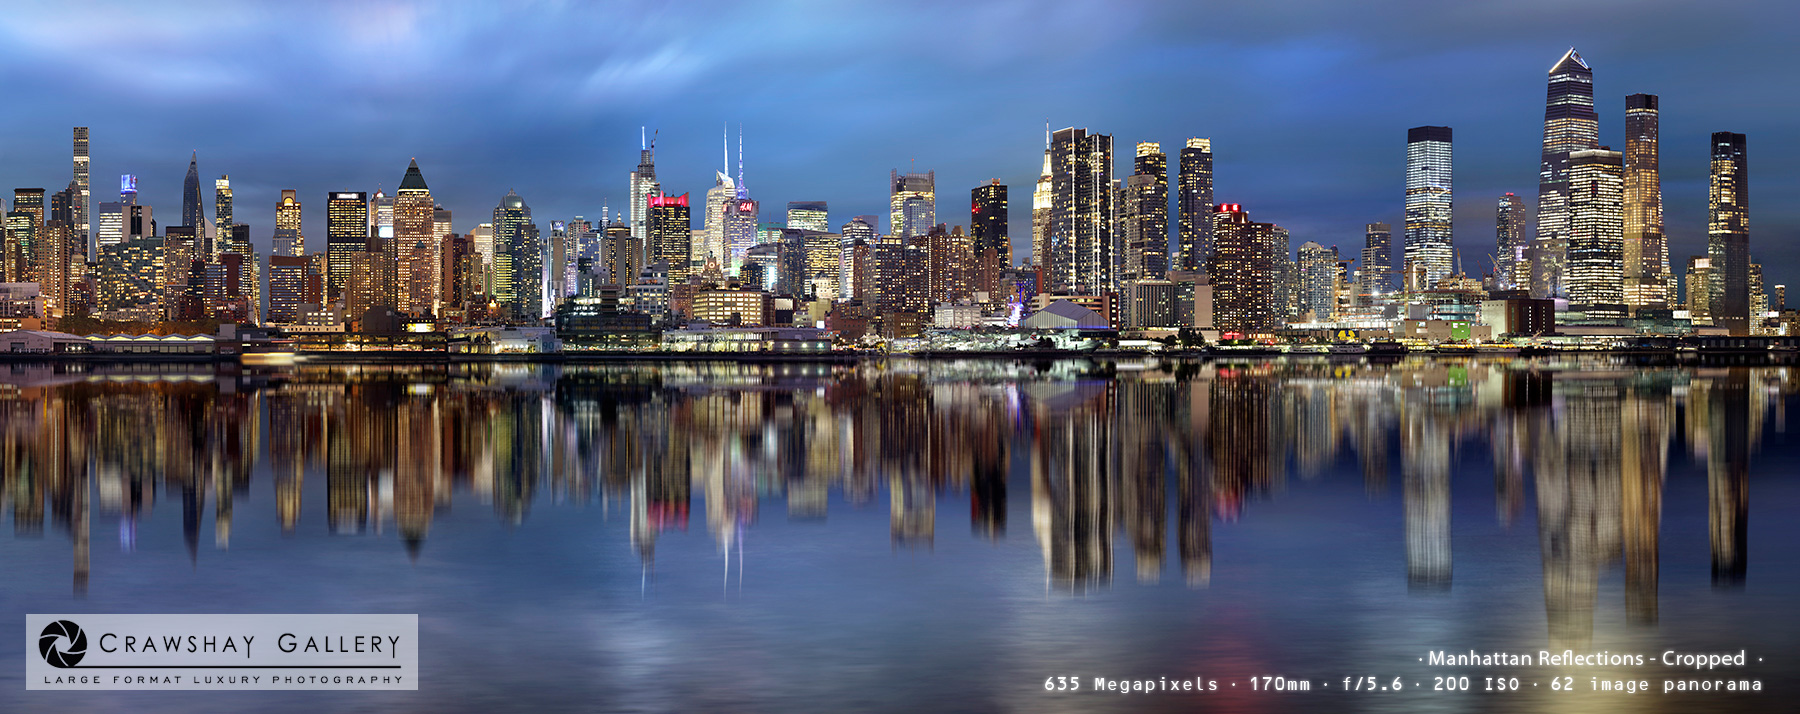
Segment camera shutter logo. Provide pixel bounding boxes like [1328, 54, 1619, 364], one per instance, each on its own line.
[38, 620, 87, 668]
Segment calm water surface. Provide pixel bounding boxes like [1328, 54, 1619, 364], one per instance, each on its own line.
[1, 357, 1796, 713]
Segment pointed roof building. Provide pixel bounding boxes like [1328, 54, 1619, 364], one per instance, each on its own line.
[399, 159, 429, 192]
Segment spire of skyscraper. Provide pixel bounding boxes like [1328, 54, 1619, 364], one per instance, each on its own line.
[736, 124, 746, 200]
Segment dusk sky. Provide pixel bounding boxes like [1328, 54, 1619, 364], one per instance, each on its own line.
[2, 1, 1795, 288]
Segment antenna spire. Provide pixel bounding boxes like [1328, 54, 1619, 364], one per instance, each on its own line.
[640, 126, 646, 151]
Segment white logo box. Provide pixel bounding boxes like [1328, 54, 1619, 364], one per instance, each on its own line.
[27, 614, 417, 690]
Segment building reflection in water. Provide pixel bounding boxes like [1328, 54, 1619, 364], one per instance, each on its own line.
[0, 360, 1789, 632]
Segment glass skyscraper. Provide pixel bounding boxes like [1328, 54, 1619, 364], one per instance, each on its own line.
[1564, 149, 1624, 313]
[1495, 193, 1528, 292]
[1403, 126, 1453, 288]
[1533, 48, 1598, 299]
[1708, 132, 1750, 335]
[325, 191, 368, 300]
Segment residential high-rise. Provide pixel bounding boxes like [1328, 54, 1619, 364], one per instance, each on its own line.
[628, 129, 660, 251]
[1296, 241, 1338, 321]
[1208, 204, 1276, 334]
[1495, 193, 1529, 292]
[40, 185, 84, 319]
[274, 190, 303, 257]
[925, 224, 974, 304]
[970, 180, 1008, 299]
[1708, 132, 1750, 335]
[647, 194, 691, 287]
[1533, 49, 1599, 298]
[1050, 126, 1115, 293]
[325, 191, 368, 300]
[1122, 142, 1169, 282]
[1404, 126, 1454, 288]
[786, 201, 828, 232]
[1177, 138, 1214, 270]
[1031, 133, 1053, 274]
[182, 152, 205, 249]
[1623, 94, 1671, 310]
[72, 127, 89, 248]
[1358, 222, 1392, 304]
[394, 159, 436, 315]
[1564, 149, 1625, 313]
[213, 175, 233, 261]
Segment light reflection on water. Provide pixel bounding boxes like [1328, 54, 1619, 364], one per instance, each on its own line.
[0, 357, 1795, 713]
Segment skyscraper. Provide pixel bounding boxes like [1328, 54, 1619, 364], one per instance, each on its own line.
[275, 190, 303, 257]
[699, 168, 736, 274]
[889, 170, 937, 244]
[1358, 222, 1392, 304]
[1708, 132, 1750, 335]
[1296, 241, 1338, 321]
[723, 196, 759, 277]
[182, 152, 204, 240]
[1122, 142, 1169, 282]
[1031, 132, 1053, 274]
[213, 175, 233, 260]
[628, 128, 660, 251]
[493, 189, 536, 319]
[1623, 94, 1671, 311]
[648, 195, 687, 285]
[1496, 193, 1528, 292]
[72, 127, 89, 248]
[395, 159, 436, 315]
[1050, 126, 1114, 293]
[888, 170, 935, 308]
[786, 201, 828, 232]
[1404, 126, 1453, 288]
[970, 181, 1008, 299]
[1177, 138, 1214, 270]
[325, 191, 368, 300]
[7, 189, 45, 284]
[1564, 149, 1624, 313]
[97, 175, 130, 250]
[1533, 49, 1599, 298]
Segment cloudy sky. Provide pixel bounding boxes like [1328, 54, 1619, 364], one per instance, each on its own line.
[1, 1, 1795, 288]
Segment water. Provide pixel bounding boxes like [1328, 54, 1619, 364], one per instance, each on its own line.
[1, 357, 1795, 713]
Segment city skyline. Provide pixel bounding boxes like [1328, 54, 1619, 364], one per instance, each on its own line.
[0, 3, 1793, 288]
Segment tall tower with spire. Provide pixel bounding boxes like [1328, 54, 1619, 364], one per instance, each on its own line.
[722, 125, 758, 276]
[628, 127, 661, 259]
[1032, 125, 1053, 275]
[1532, 48, 1599, 299]
[699, 123, 737, 277]
[182, 152, 205, 247]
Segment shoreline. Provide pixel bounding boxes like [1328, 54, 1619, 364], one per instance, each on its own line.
[2, 347, 1796, 366]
